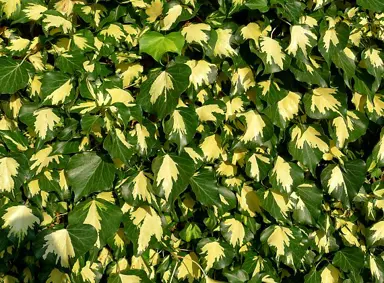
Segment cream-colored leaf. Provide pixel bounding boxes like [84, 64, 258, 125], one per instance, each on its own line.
[238, 110, 266, 143]
[145, 0, 163, 23]
[156, 154, 179, 201]
[29, 52, 45, 71]
[299, 16, 318, 27]
[184, 147, 202, 164]
[264, 190, 291, 218]
[33, 108, 61, 139]
[247, 153, 269, 181]
[367, 94, 384, 117]
[100, 24, 125, 41]
[237, 185, 262, 217]
[83, 200, 103, 247]
[332, 116, 349, 148]
[267, 226, 293, 257]
[7, 37, 30, 52]
[286, 25, 317, 57]
[278, 91, 301, 122]
[370, 221, 384, 244]
[24, 3, 47, 20]
[43, 15, 73, 33]
[223, 218, 245, 247]
[107, 88, 134, 105]
[201, 242, 225, 271]
[370, 256, 384, 281]
[200, 134, 223, 162]
[0, 157, 19, 193]
[260, 37, 285, 69]
[116, 63, 143, 88]
[149, 71, 174, 104]
[119, 275, 141, 283]
[54, 0, 75, 16]
[43, 229, 75, 268]
[45, 80, 72, 105]
[323, 29, 339, 52]
[132, 171, 152, 203]
[241, 22, 262, 43]
[327, 165, 347, 196]
[365, 48, 384, 68]
[292, 126, 329, 153]
[161, 4, 182, 30]
[214, 29, 237, 58]
[182, 23, 211, 45]
[321, 265, 340, 283]
[2, 205, 40, 239]
[30, 146, 62, 174]
[196, 104, 224, 122]
[46, 268, 70, 283]
[311, 88, 341, 114]
[73, 35, 91, 50]
[134, 123, 150, 154]
[9, 94, 22, 118]
[186, 60, 217, 89]
[231, 67, 255, 93]
[171, 110, 187, 135]
[0, 0, 21, 18]
[177, 252, 201, 281]
[130, 206, 163, 253]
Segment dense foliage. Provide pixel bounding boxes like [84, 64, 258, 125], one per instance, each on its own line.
[0, 0, 383, 282]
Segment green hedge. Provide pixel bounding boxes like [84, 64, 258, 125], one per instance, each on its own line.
[0, 0, 383, 282]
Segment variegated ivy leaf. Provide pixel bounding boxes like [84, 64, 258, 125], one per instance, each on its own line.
[211, 28, 237, 58]
[41, 72, 74, 106]
[164, 106, 198, 150]
[68, 198, 122, 248]
[0, 0, 21, 18]
[152, 153, 194, 203]
[318, 19, 350, 64]
[66, 152, 116, 201]
[34, 224, 97, 268]
[304, 87, 347, 119]
[220, 217, 252, 247]
[0, 155, 28, 194]
[269, 156, 304, 194]
[330, 110, 368, 148]
[98, 23, 126, 44]
[196, 100, 226, 124]
[292, 183, 323, 225]
[368, 129, 384, 168]
[255, 36, 291, 73]
[245, 151, 271, 182]
[139, 31, 185, 62]
[260, 225, 293, 258]
[136, 63, 191, 118]
[73, 3, 107, 28]
[321, 160, 366, 207]
[0, 130, 28, 152]
[42, 10, 73, 34]
[362, 48, 384, 89]
[288, 124, 329, 175]
[120, 170, 154, 205]
[130, 120, 158, 156]
[197, 238, 234, 271]
[1, 205, 40, 242]
[229, 0, 269, 15]
[182, 23, 211, 46]
[103, 128, 135, 165]
[186, 60, 218, 91]
[286, 25, 317, 59]
[237, 110, 274, 145]
[107, 270, 152, 283]
[261, 189, 292, 221]
[230, 66, 255, 95]
[123, 205, 163, 255]
[263, 90, 301, 128]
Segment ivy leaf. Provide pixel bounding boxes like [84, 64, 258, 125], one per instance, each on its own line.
[137, 63, 191, 118]
[139, 31, 185, 62]
[357, 0, 384, 12]
[103, 129, 135, 166]
[41, 72, 75, 106]
[321, 159, 366, 207]
[189, 168, 221, 206]
[0, 58, 33, 94]
[66, 152, 116, 201]
[332, 247, 365, 273]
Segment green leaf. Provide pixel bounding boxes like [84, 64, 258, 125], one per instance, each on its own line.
[189, 168, 221, 206]
[139, 31, 185, 62]
[0, 58, 33, 94]
[103, 128, 135, 165]
[357, 0, 384, 12]
[41, 72, 74, 105]
[332, 247, 365, 273]
[66, 152, 116, 201]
